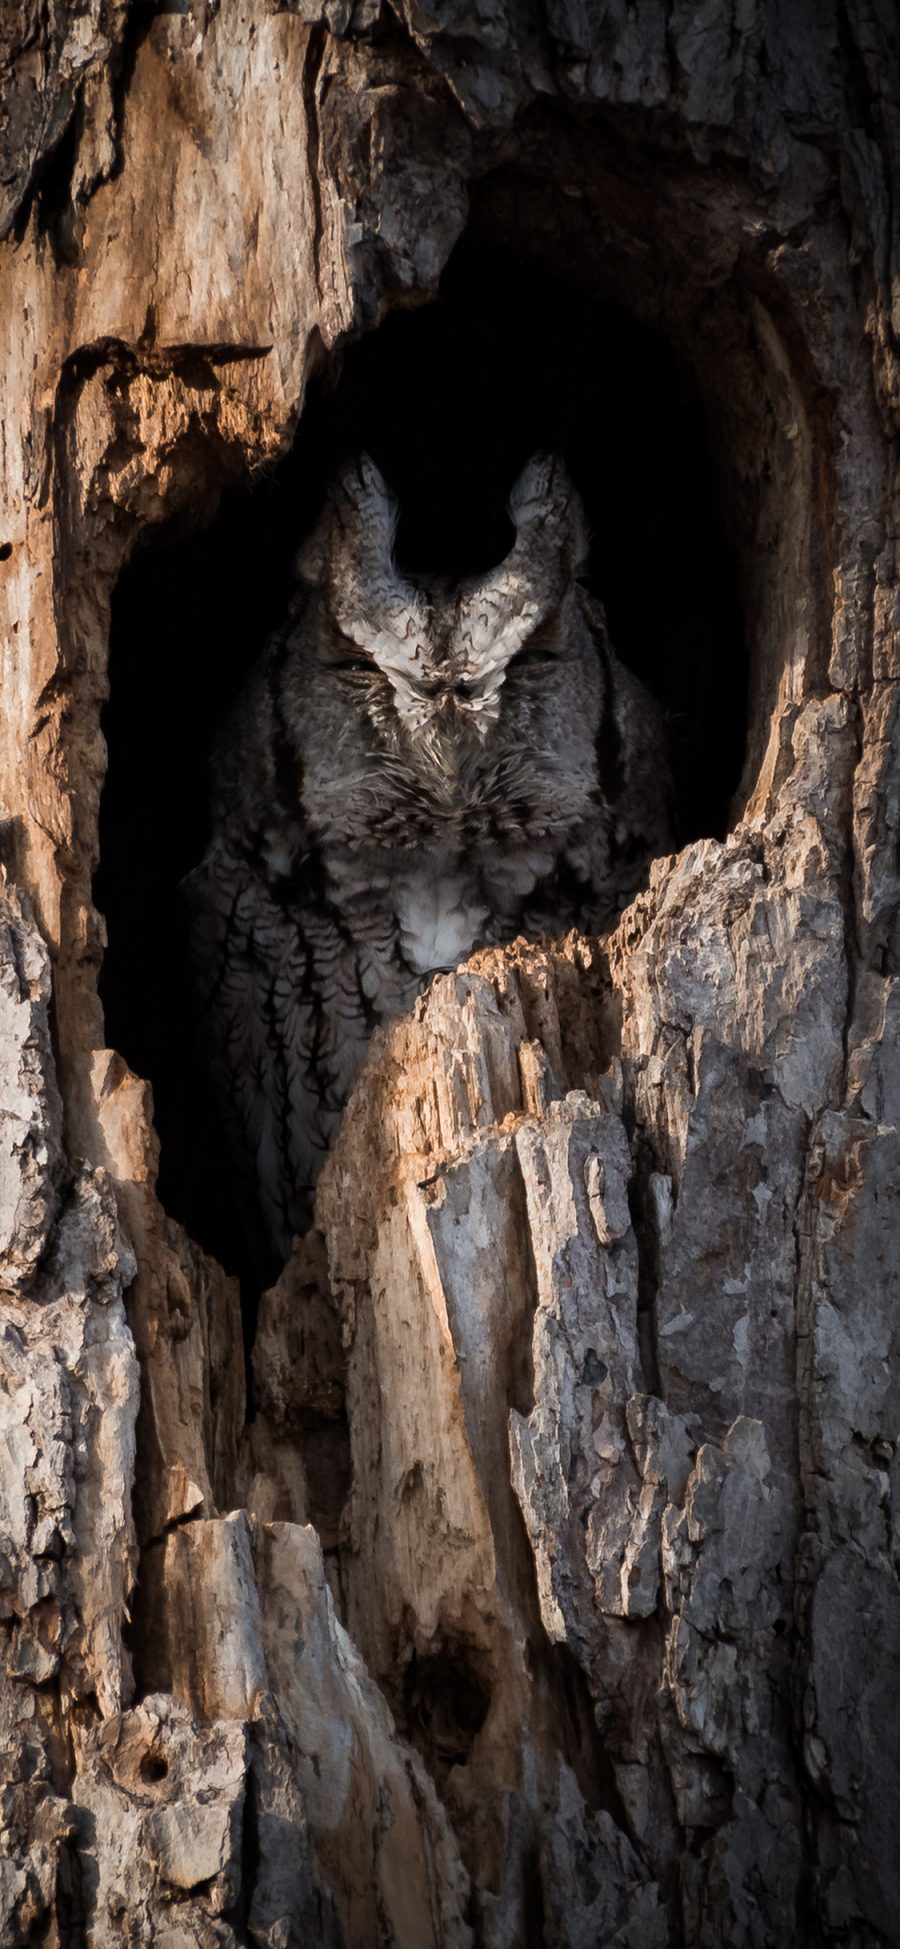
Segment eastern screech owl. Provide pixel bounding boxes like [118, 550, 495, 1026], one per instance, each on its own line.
[186, 454, 670, 1264]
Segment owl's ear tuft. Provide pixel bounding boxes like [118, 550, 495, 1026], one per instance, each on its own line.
[508, 453, 589, 576]
[337, 452, 401, 563]
[294, 453, 400, 590]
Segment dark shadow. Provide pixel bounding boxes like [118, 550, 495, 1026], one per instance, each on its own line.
[94, 235, 747, 1295]
[401, 1641, 493, 1786]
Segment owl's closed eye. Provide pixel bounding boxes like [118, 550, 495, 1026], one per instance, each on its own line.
[188, 449, 671, 1265]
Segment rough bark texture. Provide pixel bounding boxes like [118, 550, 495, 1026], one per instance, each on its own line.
[1, 1, 899, 1944]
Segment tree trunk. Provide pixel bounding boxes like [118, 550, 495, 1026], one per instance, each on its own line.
[1, 3, 899, 1944]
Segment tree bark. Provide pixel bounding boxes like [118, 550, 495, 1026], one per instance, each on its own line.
[1, 2, 899, 1944]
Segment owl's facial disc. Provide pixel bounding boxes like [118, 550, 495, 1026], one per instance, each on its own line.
[301, 449, 583, 748]
[378, 665, 491, 743]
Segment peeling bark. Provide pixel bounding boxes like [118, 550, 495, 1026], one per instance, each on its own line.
[1, 0, 899, 1942]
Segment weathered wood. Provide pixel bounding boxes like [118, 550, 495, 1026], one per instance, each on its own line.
[1, 0, 899, 1941]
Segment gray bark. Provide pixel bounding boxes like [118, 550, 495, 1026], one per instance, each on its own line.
[1, 1, 899, 1943]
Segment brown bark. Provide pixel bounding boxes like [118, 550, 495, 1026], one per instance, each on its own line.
[1, 2, 899, 1943]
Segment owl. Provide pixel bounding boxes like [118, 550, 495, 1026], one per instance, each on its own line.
[185, 454, 671, 1267]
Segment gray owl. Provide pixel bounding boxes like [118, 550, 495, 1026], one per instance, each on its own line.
[186, 454, 671, 1264]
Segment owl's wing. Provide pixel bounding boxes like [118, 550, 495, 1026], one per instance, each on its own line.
[184, 826, 388, 1267]
[605, 655, 675, 865]
[184, 841, 302, 1262]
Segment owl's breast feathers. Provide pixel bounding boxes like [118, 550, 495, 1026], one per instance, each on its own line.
[188, 453, 672, 1261]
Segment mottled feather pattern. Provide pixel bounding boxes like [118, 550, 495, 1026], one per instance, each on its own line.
[185, 455, 671, 1262]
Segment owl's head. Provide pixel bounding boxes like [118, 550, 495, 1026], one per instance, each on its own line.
[295, 452, 589, 747]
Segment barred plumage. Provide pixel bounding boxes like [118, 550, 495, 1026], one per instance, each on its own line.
[185, 454, 671, 1264]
